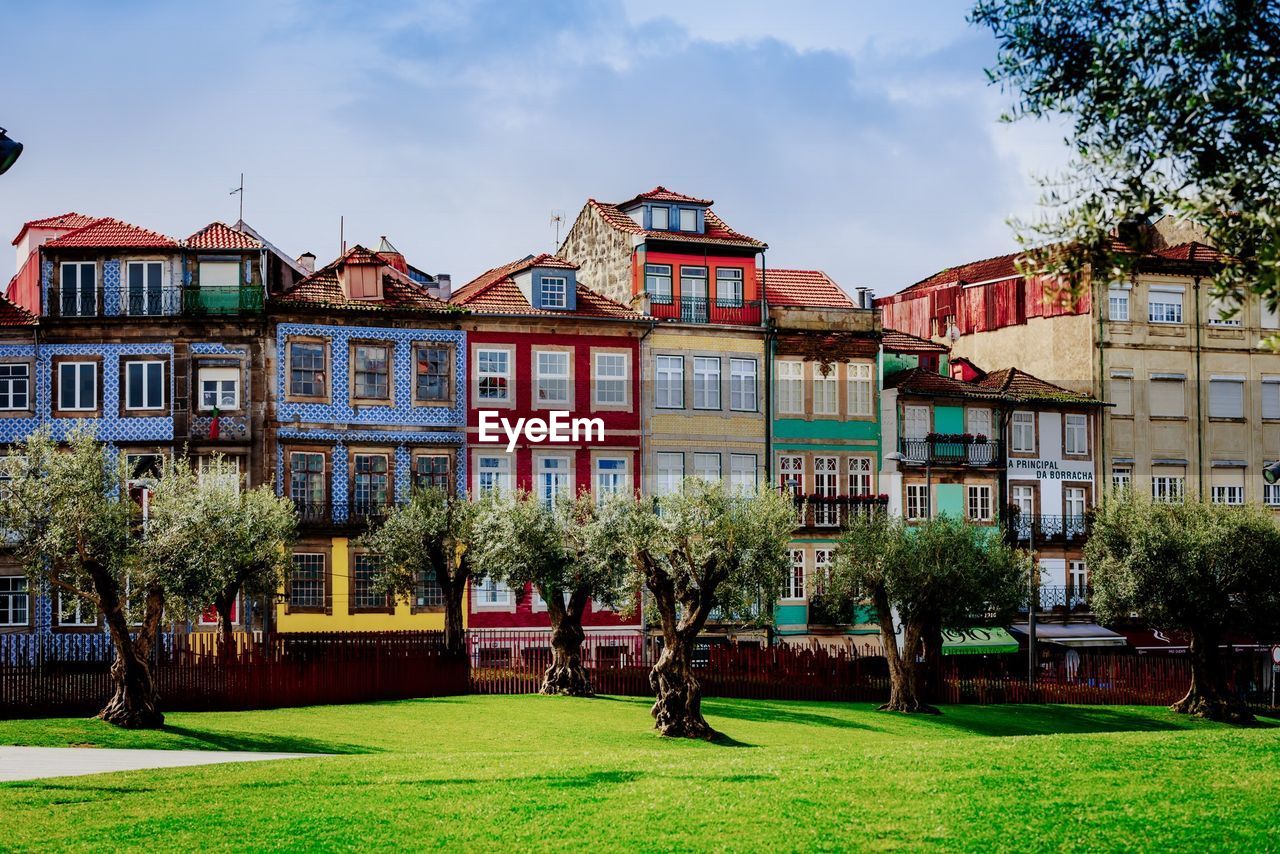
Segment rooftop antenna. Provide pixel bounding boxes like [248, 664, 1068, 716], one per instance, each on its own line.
[340, 215, 346, 254]
[229, 173, 244, 223]
[550, 209, 565, 249]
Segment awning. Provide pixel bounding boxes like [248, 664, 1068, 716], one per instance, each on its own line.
[1118, 627, 1189, 653]
[942, 626, 1019, 655]
[1009, 622, 1127, 648]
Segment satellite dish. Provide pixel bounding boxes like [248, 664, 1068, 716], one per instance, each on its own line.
[0, 128, 22, 176]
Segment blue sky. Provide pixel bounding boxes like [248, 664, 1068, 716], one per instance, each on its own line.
[0, 0, 1069, 294]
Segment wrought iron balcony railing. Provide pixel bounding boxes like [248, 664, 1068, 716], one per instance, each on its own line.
[292, 499, 330, 524]
[791, 495, 889, 529]
[649, 295, 762, 325]
[896, 436, 1003, 467]
[1023, 584, 1093, 613]
[46, 286, 265, 318]
[1004, 511, 1090, 543]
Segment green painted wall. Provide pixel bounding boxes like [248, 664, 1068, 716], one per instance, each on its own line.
[774, 603, 808, 633]
[936, 483, 965, 516]
[933, 404, 965, 434]
[882, 352, 918, 375]
[773, 418, 880, 442]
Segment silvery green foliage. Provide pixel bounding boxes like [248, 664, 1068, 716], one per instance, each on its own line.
[362, 486, 480, 599]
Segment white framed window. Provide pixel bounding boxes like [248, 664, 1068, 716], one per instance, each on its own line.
[693, 452, 721, 481]
[1108, 286, 1130, 321]
[847, 362, 874, 417]
[729, 358, 757, 411]
[0, 363, 30, 410]
[1011, 484, 1035, 516]
[715, 267, 743, 306]
[124, 260, 165, 316]
[289, 553, 325, 609]
[198, 366, 239, 411]
[198, 260, 239, 289]
[476, 349, 511, 402]
[655, 356, 684, 409]
[1263, 377, 1280, 420]
[645, 264, 673, 303]
[476, 578, 513, 607]
[903, 405, 930, 439]
[848, 457, 873, 497]
[1068, 560, 1088, 601]
[1010, 411, 1036, 452]
[906, 483, 930, 520]
[198, 455, 242, 493]
[1148, 286, 1184, 324]
[1150, 375, 1187, 418]
[729, 454, 757, 492]
[58, 592, 97, 627]
[814, 456, 839, 526]
[535, 351, 570, 404]
[692, 357, 721, 410]
[1065, 486, 1087, 518]
[650, 206, 669, 230]
[1111, 466, 1132, 492]
[1152, 474, 1186, 502]
[784, 550, 805, 601]
[476, 455, 511, 496]
[655, 452, 684, 496]
[779, 455, 803, 494]
[1208, 375, 1245, 419]
[1212, 484, 1245, 505]
[1263, 300, 1280, 330]
[966, 484, 992, 521]
[1207, 294, 1241, 326]
[813, 367, 838, 416]
[1264, 477, 1280, 507]
[59, 261, 97, 316]
[539, 276, 568, 309]
[1211, 468, 1245, 505]
[594, 457, 628, 500]
[1063, 413, 1088, 455]
[124, 360, 165, 411]
[57, 361, 97, 411]
[776, 361, 804, 415]
[593, 353, 627, 405]
[0, 576, 28, 626]
[536, 455, 572, 508]
[813, 549, 834, 596]
[678, 208, 697, 231]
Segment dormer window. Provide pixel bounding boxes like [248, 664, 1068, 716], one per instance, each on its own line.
[650, 206, 669, 230]
[678, 208, 697, 231]
[540, 276, 568, 309]
[339, 263, 383, 300]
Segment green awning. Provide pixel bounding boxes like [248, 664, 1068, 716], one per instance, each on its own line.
[941, 626, 1019, 655]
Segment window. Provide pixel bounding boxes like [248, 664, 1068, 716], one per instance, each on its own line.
[680, 267, 708, 316]
[1207, 295, 1242, 326]
[1211, 469, 1245, 505]
[352, 454, 389, 514]
[655, 356, 684, 409]
[906, 484, 930, 520]
[476, 455, 511, 496]
[352, 344, 391, 401]
[1108, 287, 1130, 321]
[0, 577, 28, 626]
[1011, 484, 1035, 517]
[848, 457, 873, 497]
[1265, 378, 1280, 420]
[351, 554, 386, 610]
[124, 360, 165, 411]
[198, 367, 239, 411]
[199, 261, 239, 289]
[540, 276, 568, 309]
[58, 593, 97, 627]
[1148, 287, 1184, 323]
[1150, 376, 1187, 417]
[715, 268, 743, 306]
[126, 453, 163, 484]
[289, 452, 326, 513]
[784, 550, 805, 601]
[678, 208, 697, 231]
[813, 549, 834, 595]
[1208, 376, 1245, 419]
[776, 361, 804, 415]
[289, 342, 326, 398]
[413, 454, 451, 492]
[847, 362, 874, 417]
[476, 578, 512, 607]
[0, 363, 30, 410]
[534, 351, 570, 404]
[594, 457, 627, 499]
[594, 353, 627, 405]
[729, 454, 757, 492]
[903, 405, 930, 439]
[1063, 414, 1088, 455]
[729, 358, 757, 411]
[814, 457, 839, 526]
[966, 484, 992, 521]
[125, 260, 164, 316]
[477, 349, 510, 402]
[414, 570, 443, 608]
[57, 361, 97, 411]
[1109, 373, 1133, 416]
[1264, 300, 1280, 330]
[650, 206, 669, 230]
[1152, 474, 1186, 502]
[536, 456, 571, 508]
[289, 553, 325, 609]
[1212, 484, 1245, 505]
[655, 452, 684, 496]
[779, 455, 803, 494]
[1010, 411, 1035, 453]
[197, 455, 241, 493]
[693, 453, 721, 481]
[59, 262, 96, 316]
[1065, 486, 1087, 518]
[1111, 466, 1132, 492]
[1068, 561, 1088, 602]
[1265, 478, 1280, 507]
[692, 357, 721, 409]
[645, 264, 673, 303]
[812, 367, 838, 416]
[415, 346, 451, 403]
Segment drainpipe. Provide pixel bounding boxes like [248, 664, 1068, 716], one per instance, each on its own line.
[762, 252, 772, 487]
[638, 318, 658, 496]
[1193, 276, 1205, 499]
[1096, 273, 1107, 498]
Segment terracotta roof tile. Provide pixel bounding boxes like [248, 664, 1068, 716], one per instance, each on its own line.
[44, 217, 177, 249]
[588, 199, 766, 249]
[976, 367, 1104, 405]
[1153, 241, 1224, 263]
[881, 328, 949, 354]
[0, 293, 36, 327]
[619, 186, 714, 206]
[185, 221, 261, 250]
[273, 245, 452, 313]
[452, 254, 643, 319]
[12, 212, 97, 245]
[763, 268, 856, 308]
[885, 367, 1003, 400]
[903, 251, 1025, 293]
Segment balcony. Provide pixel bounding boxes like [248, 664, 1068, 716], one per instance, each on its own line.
[46, 286, 264, 318]
[896, 435, 1003, 468]
[1003, 511, 1090, 544]
[792, 495, 889, 530]
[649, 295, 762, 325]
[1022, 584, 1093, 617]
[292, 499, 330, 524]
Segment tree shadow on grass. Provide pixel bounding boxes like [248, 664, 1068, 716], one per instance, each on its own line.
[920, 704, 1272, 738]
[158, 725, 371, 755]
[701, 700, 873, 732]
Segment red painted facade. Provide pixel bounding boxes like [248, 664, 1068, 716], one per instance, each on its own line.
[877, 275, 1090, 341]
[633, 248, 762, 325]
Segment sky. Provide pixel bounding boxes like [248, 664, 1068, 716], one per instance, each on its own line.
[0, 0, 1071, 295]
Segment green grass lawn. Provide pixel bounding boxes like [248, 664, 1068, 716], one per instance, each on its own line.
[1, 697, 1277, 852]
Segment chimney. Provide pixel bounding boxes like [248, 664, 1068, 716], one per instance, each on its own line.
[855, 287, 873, 309]
[433, 273, 452, 301]
[297, 252, 316, 275]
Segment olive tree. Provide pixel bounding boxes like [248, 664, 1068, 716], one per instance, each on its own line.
[612, 480, 796, 739]
[362, 485, 478, 658]
[1086, 492, 1280, 723]
[829, 512, 1025, 714]
[471, 490, 631, 696]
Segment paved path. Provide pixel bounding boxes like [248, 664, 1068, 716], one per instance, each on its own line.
[0, 746, 320, 782]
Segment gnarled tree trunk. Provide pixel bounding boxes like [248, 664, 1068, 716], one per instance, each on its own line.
[436, 551, 468, 660]
[873, 585, 938, 714]
[1171, 628, 1253, 723]
[214, 589, 237, 661]
[97, 577, 165, 729]
[649, 634, 713, 738]
[540, 587, 593, 696]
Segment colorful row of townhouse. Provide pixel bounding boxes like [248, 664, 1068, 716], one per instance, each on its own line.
[0, 186, 1119, 657]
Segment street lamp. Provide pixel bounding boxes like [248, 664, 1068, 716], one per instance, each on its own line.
[1264, 461, 1280, 485]
[0, 128, 23, 176]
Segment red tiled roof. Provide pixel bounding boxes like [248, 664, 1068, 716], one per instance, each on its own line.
[587, 199, 766, 249]
[976, 367, 1103, 405]
[881, 328, 949, 355]
[452, 254, 643, 319]
[185, 221, 261, 250]
[1154, 241, 1223, 263]
[903, 251, 1025, 293]
[0, 293, 36, 327]
[618, 186, 714, 207]
[764, 268, 856, 308]
[44, 217, 177, 249]
[885, 367, 1003, 400]
[11, 212, 97, 245]
[273, 245, 452, 313]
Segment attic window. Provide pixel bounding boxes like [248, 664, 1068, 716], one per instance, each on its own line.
[678, 208, 696, 231]
[540, 276, 568, 309]
[650, 206, 669, 230]
[340, 264, 383, 300]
